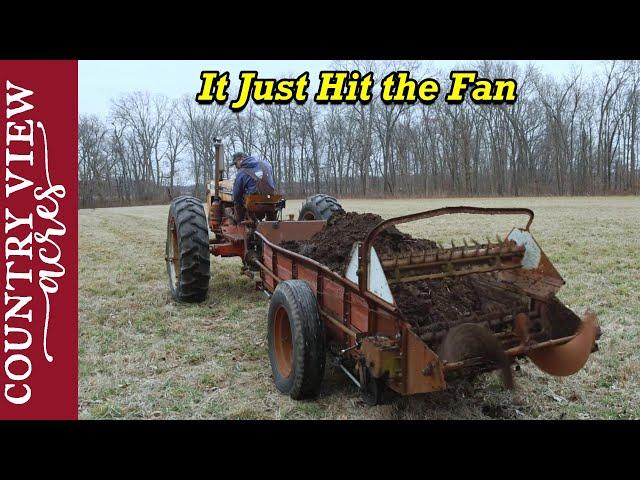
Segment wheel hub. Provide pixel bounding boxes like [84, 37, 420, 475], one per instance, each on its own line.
[273, 306, 293, 378]
[168, 219, 179, 288]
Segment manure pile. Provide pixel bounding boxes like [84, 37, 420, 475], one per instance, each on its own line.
[281, 211, 505, 328]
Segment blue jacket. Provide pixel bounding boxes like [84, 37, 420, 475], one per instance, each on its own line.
[232, 155, 276, 205]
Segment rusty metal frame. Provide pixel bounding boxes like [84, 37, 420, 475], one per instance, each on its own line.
[358, 206, 535, 292]
[442, 333, 576, 372]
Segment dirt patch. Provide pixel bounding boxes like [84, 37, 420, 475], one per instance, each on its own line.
[481, 403, 517, 419]
[281, 211, 436, 273]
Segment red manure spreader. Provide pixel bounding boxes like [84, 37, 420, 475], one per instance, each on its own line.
[165, 143, 600, 405]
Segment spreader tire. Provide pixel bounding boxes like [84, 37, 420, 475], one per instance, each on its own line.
[298, 194, 344, 221]
[359, 363, 386, 406]
[166, 195, 210, 303]
[268, 280, 326, 400]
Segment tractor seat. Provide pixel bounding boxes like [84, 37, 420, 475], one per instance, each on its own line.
[244, 193, 285, 211]
[244, 193, 285, 222]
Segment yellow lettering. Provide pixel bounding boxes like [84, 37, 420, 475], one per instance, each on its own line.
[446, 72, 477, 102]
[294, 73, 310, 102]
[196, 71, 217, 103]
[196, 71, 229, 104]
[230, 72, 257, 112]
[418, 79, 439, 102]
[494, 79, 517, 101]
[315, 72, 348, 102]
[471, 80, 494, 102]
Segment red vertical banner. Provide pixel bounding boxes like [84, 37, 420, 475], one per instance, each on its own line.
[1, 61, 78, 419]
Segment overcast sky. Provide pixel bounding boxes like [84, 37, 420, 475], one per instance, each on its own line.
[79, 60, 608, 116]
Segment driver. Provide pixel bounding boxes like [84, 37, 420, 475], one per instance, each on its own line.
[231, 152, 276, 222]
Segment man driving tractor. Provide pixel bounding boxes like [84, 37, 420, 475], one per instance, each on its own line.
[231, 152, 277, 222]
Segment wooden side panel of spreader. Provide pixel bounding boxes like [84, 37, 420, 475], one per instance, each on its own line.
[262, 244, 275, 291]
[261, 241, 402, 349]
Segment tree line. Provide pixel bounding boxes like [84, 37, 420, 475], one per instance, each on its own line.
[78, 60, 639, 208]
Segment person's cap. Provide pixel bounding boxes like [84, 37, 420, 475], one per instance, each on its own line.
[232, 152, 248, 163]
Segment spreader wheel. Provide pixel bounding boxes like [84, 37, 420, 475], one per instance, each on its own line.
[298, 194, 344, 221]
[166, 195, 210, 303]
[358, 362, 385, 406]
[267, 280, 326, 400]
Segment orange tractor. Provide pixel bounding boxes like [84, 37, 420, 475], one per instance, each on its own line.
[165, 140, 341, 303]
[165, 141, 600, 405]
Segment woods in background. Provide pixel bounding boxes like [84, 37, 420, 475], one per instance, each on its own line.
[79, 60, 640, 208]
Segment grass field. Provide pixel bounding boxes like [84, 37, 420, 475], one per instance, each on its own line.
[79, 197, 640, 419]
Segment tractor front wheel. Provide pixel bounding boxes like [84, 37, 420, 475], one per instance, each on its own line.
[166, 195, 210, 303]
[267, 280, 326, 400]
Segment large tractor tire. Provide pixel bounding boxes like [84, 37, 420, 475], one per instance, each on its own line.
[298, 194, 344, 221]
[267, 280, 326, 400]
[166, 196, 210, 303]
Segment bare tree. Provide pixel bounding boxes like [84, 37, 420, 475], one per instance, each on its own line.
[164, 103, 188, 194]
[79, 60, 640, 208]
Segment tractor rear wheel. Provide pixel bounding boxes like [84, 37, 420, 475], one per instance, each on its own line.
[298, 194, 344, 221]
[267, 280, 326, 400]
[166, 195, 210, 303]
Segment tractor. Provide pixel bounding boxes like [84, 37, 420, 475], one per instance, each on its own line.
[165, 139, 342, 303]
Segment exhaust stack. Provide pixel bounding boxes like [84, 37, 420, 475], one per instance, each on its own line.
[213, 139, 224, 199]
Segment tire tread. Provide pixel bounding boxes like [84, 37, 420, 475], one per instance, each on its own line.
[298, 194, 344, 221]
[268, 280, 325, 399]
[166, 196, 210, 303]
